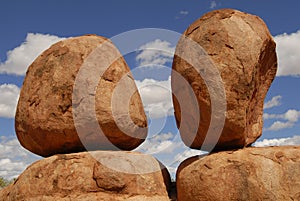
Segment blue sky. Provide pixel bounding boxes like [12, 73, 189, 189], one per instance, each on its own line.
[0, 0, 300, 179]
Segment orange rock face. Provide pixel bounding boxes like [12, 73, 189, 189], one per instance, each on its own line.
[15, 35, 147, 157]
[0, 151, 171, 201]
[177, 146, 300, 201]
[172, 9, 277, 150]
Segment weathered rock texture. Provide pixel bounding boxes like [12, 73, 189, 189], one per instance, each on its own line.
[15, 35, 147, 157]
[172, 9, 277, 150]
[0, 151, 171, 201]
[177, 146, 300, 201]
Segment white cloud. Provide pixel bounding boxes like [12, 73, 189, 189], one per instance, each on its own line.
[165, 148, 206, 179]
[135, 132, 178, 154]
[254, 135, 300, 147]
[264, 95, 282, 109]
[135, 131, 206, 178]
[264, 109, 300, 131]
[0, 84, 20, 118]
[134, 40, 175, 119]
[136, 39, 175, 66]
[135, 76, 173, 119]
[174, 149, 206, 164]
[266, 121, 294, 131]
[0, 33, 65, 75]
[0, 137, 27, 158]
[264, 109, 300, 122]
[210, 1, 217, 9]
[0, 137, 41, 180]
[284, 109, 300, 122]
[176, 10, 189, 19]
[0, 159, 24, 174]
[179, 11, 189, 15]
[274, 30, 300, 76]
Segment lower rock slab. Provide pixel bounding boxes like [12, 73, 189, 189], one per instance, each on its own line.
[0, 151, 171, 201]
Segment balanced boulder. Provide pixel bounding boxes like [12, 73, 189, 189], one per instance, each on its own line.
[15, 35, 147, 157]
[176, 146, 300, 201]
[172, 9, 277, 150]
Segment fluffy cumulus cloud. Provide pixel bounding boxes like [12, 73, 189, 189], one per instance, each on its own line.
[264, 95, 282, 109]
[264, 109, 300, 123]
[0, 33, 65, 75]
[134, 40, 177, 118]
[0, 136, 41, 180]
[136, 39, 175, 66]
[266, 121, 294, 131]
[254, 135, 300, 147]
[135, 76, 173, 119]
[274, 30, 300, 76]
[135, 131, 206, 178]
[135, 132, 178, 154]
[264, 109, 300, 131]
[0, 84, 20, 118]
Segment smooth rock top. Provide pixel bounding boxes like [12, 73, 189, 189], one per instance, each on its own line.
[176, 146, 300, 201]
[15, 35, 147, 157]
[172, 9, 277, 150]
[0, 151, 171, 201]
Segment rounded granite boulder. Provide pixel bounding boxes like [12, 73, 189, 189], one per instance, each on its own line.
[15, 35, 147, 157]
[172, 9, 278, 151]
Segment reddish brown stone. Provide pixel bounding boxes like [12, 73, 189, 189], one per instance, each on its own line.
[172, 9, 277, 150]
[0, 151, 171, 201]
[177, 146, 300, 201]
[15, 35, 147, 157]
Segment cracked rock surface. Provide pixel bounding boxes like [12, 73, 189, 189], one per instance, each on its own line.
[0, 151, 171, 201]
[176, 146, 300, 201]
[15, 35, 147, 157]
[172, 9, 278, 150]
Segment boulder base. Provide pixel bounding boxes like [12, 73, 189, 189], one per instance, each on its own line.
[177, 146, 300, 201]
[0, 151, 171, 201]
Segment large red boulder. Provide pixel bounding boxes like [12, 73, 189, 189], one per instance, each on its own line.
[15, 35, 147, 157]
[177, 146, 300, 201]
[172, 9, 277, 150]
[0, 151, 171, 201]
